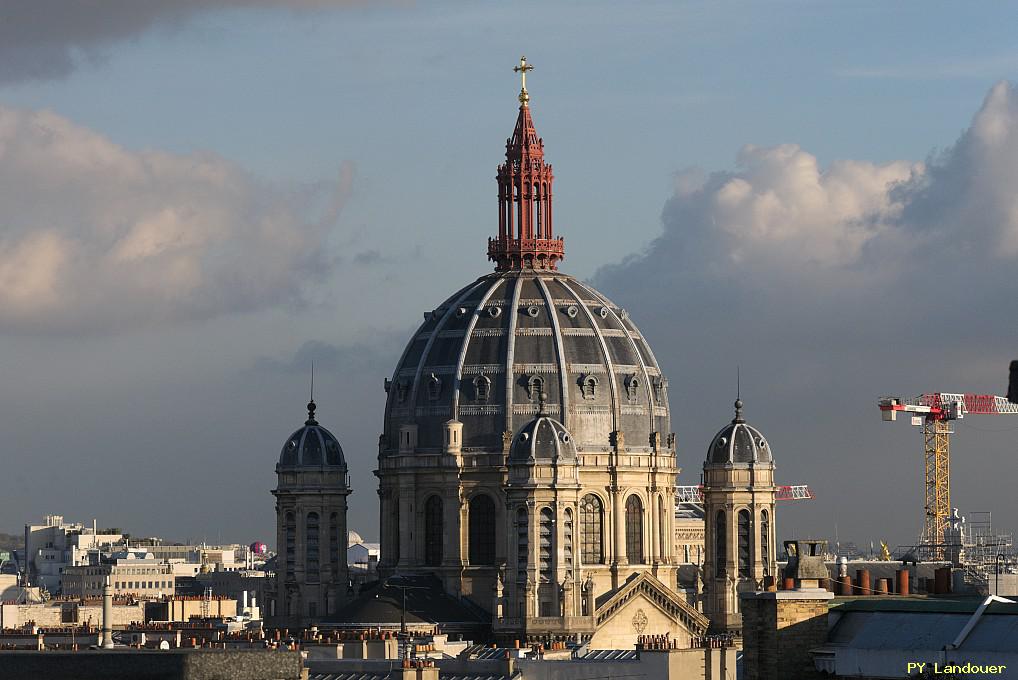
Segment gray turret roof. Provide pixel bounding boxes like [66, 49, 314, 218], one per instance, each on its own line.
[705, 399, 773, 466]
[509, 413, 577, 463]
[278, 401, 346, 468]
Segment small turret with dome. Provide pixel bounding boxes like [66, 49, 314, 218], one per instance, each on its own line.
[270, 380, 352, 629]
[706, 398, 773, 466]
[701, 391, 777, 634]
[509, 393, 578, 463]
[278, 399, 347, 468]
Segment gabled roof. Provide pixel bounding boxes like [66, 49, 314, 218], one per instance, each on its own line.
[595, 571, 709, 635]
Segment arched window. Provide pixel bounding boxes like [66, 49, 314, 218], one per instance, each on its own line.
[715, 510, 726, 577]
[329, 512, 340, 573]
[738, 509, 751, 577]
[468, 495, 496, 565]
[527, 375, 545, 401]
[580, 375, 598, 400]
[539, 508, 554, 580]
[390, 495, 400, 563]
[563, 508, 574, 572]
[424, 496, 443, 567]
[473, 375, 491, 402]
[533, 182, 541, 238]
[427, 373, 442, 400]
[516, 507, 528, 583]
[306, 512, 320, 583]
[580, 494, 604, 564]
[760, 510, 770, 576]
[625, 495, 644, 564]
[284, 512, 296, 580]
[625, 375, 640, 402]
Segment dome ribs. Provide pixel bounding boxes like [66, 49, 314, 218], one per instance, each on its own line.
[535, 276, 571, 430]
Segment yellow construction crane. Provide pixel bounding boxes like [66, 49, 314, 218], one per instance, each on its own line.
[878, 393, 1018, 558]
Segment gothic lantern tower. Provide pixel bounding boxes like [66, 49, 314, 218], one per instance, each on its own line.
[376, 58, 680, 644]
[270, 398, 351, 628]
[701, 398, 777, 633]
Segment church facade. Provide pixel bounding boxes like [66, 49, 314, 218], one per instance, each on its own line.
[373, 60, 706, 645]
[267, 60, 781, 645]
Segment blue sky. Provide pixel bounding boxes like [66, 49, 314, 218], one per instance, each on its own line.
[1, 1, 1017, 548]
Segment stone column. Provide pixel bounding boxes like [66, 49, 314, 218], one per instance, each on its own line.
[613, 489, 627, 566]
[398, 486, 414, 568]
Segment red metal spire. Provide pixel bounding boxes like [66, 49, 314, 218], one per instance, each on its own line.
[488, 57, 564, 272]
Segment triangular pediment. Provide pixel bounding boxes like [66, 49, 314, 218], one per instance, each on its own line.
[594, 572, 709, 637]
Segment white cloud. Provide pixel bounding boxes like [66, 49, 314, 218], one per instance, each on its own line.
[0, 105, 350, 332]
[595, 81, 1018, 545]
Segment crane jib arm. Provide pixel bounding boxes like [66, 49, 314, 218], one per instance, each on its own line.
[879, 394, 1018, 421]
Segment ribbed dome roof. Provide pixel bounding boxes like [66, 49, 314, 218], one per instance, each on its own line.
[381, 270, 670, 454]
[706, 399, 773, 466]
[279, 401, 346, 468]
[510, 414, 577, 463]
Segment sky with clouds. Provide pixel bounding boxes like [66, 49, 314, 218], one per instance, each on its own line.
[1, 1, 1016, 550]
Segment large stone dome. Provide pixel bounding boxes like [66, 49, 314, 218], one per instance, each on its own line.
[381, 269, 670, 454]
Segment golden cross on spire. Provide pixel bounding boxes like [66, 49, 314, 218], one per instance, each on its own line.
[513, 56, 534, 106]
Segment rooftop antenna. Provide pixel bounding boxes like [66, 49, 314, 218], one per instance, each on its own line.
[734, 366, 744, 423]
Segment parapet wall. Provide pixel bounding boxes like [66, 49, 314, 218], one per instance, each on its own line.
[0, 649, 303, 680]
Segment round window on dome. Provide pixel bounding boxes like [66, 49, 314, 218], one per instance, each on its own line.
[565, 305, 578, 318]
[559, 431, 570, 443]
[526, 305, 540, 318]
[456, 306, 469, 318]
[717, 437, 727, 447]
[488, 306, 502, 318]
[599, 306, 609, 319]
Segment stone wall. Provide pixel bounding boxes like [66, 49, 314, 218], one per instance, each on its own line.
[0, 649, 303, 680]
[742, 589, 831, 680]
[1, 601, 145, 629]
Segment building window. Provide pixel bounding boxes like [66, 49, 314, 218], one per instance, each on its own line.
[427, 373, 442, 400]
[526, 375, 545, 401]
[516, 507, 528, 584]
[539, 507, 554, 581]
[715, 510, 725, 577]
[579, 375, 598, 400]
[563, 508, 574, 572]
[580, 494, 604, 564]
[285, 512, 296, 580]
[760, 510, 770, 576]
[306, 512, 320, 583]
[391, 496, 400, 563]
[625, 374, 639, 402]
[424, 496, 443, 567]
[625, 495, 644, 564]
[468, 495, 496, 565]
[738, 509, 751, 577]
[473, 374, 491, 402]
[329, 512, 340, 573]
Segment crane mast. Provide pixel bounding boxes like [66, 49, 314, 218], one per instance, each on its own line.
[878, 392, 1018, 558]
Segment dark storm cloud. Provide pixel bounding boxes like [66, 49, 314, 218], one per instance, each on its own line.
[593, 81, 1018, 547]
[0, 1, 367, 83]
